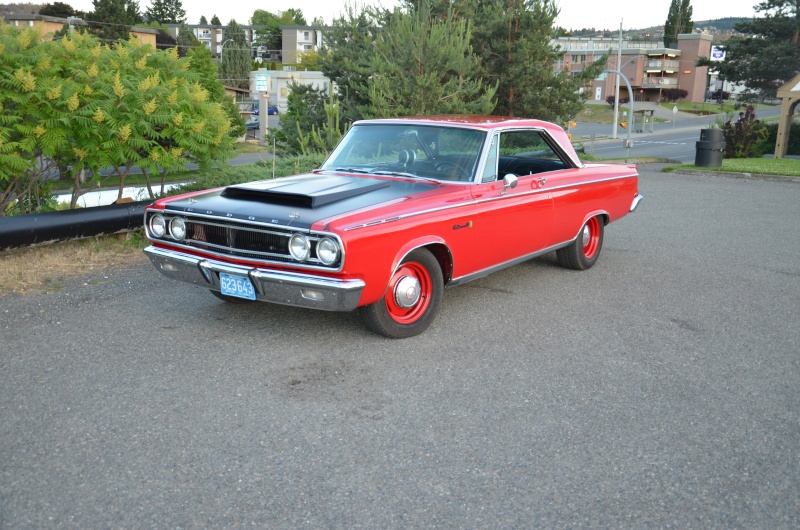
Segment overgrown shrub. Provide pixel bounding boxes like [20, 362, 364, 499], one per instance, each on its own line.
[663, 88, 689, 102]
[761, 122, 800, 156]
[721, 105, 769, 158]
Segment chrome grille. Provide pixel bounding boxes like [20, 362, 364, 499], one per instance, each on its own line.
[146, 212, 339, 268]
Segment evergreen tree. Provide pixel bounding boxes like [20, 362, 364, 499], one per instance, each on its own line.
[664, 0, 693, 48]
[144, 0, 186, 24]
[700, 0, 799, 99]
[199, 15, 207, 24]
[362, 4, 495, 118]
[176, 23, 198, 56]
[405, 0, 604, 121]
[39, 2, 76, 17]
[219, 20, 251, 89]
[85, 0, 141, 43]
[210, 14, 221, 25]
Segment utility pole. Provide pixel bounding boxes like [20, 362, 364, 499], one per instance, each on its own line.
[612, 20, 623, 140]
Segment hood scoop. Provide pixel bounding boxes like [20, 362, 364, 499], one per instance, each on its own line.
[221, 174, 391, 209]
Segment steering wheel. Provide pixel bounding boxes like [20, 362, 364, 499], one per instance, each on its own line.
[399, 150, 416, 167]
[434, 161, 465, 179]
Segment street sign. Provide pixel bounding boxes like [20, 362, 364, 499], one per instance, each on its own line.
[255, 73, 269, 92]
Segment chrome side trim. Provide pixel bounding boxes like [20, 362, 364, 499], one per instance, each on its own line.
[144, 246, 364, 312]
[448, 241, 572, 286]
[345, 173, 638, 231]
[630, 194, 644, 212]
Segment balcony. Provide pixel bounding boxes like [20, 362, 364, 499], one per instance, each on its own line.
[641, 77, 679, 88]
[646, 59, 680, 69]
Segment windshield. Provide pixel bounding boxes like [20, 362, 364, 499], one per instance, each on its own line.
[321, 123, 487, 182]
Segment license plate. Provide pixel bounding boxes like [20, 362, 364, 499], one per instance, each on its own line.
[219, 273, 256, 300]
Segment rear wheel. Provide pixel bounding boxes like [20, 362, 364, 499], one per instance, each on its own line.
[361, 249, 443, 338]
[556, 216, 604, 270]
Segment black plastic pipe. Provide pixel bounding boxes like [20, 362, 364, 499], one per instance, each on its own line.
[0, 200, 151, 250]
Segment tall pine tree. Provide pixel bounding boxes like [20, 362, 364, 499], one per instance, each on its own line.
[144, 0, 186, 24]
[218, 19, 251, 89]
[663, 0, 693, 49]
[85, 0, 141, 43]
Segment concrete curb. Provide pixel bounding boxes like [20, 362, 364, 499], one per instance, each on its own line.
[668, 168, 800, 183]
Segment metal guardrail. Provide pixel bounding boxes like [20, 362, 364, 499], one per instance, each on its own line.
[0, 200, 151, 251]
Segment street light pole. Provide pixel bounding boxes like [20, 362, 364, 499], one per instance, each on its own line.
[612, 20, 623, 140]
[604, 69, 634, 155]
[220, 38, 234, 59]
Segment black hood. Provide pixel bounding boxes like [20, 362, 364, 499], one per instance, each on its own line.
[163, 173, 437, 229]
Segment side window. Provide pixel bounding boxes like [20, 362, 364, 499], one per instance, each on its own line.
[480, 134, 499, 183]
[498, 130, 567, 175]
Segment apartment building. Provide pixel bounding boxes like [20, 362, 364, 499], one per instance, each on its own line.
[555, 33, 714, 103]
[162, 23, 323, 64]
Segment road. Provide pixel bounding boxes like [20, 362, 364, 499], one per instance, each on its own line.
[574, 102, 787, 163]
[2, 165, 799, 528]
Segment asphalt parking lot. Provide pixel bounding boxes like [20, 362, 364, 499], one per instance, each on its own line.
[1, 164, 798, 528]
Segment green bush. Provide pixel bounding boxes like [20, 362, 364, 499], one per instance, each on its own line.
[761, 122, 800, 156]
[722, 106, 769, 158]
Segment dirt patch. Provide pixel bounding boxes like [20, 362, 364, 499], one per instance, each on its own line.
[0, 232, 149, 296]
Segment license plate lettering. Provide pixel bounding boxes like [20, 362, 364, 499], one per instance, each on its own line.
[219, 273, 256, 300]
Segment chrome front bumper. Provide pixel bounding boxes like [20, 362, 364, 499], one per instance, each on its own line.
[144, 246, 365, 312]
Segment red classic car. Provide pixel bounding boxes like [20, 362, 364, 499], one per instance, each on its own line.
[144, 116, 642, 338]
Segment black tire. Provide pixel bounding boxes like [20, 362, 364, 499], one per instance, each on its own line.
[556, 216, 604, 270]
[210, 290, 255, 304]
[360, 248, 444, 338]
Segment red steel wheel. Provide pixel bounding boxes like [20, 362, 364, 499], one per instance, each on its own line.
[361, 248, 444, 338]
[582, 216, 602, 260]
[556, 215, 605, 270]
[384, 261, 433, 325]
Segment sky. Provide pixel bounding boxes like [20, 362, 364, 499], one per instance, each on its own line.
[67, 0, 759, 30]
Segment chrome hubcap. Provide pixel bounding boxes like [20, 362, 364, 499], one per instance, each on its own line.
[394, 276, 421, 308]
[582, 224, 591, 247]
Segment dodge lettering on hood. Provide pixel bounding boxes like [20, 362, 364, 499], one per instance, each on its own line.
[144, 116, 642, 338]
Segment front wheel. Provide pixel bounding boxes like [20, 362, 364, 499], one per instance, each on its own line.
[360, 249, 443, 338]
[556, 216, 604, 270]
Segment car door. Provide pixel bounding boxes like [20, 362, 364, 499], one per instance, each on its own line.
[465, 130, 555, 273]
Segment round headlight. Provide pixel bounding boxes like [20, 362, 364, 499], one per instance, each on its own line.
[316, 237, 340, 266]
[169, 217, 186, 240]
[149, 214, 166, 238]
[288, 233, 310, 261]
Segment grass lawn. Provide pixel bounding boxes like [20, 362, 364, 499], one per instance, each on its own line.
[665, 157, 800, 177]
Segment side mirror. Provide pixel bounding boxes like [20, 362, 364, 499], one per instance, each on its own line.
[501, 174, 518, 194]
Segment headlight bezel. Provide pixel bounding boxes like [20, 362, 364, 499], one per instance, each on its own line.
[169, 217, 187, 240]
[149, 213, 166, 238]
[288, 233, 311, 261]
[316, 237, 340, 266]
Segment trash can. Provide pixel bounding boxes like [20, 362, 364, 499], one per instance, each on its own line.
[695, 129, 725, 167]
